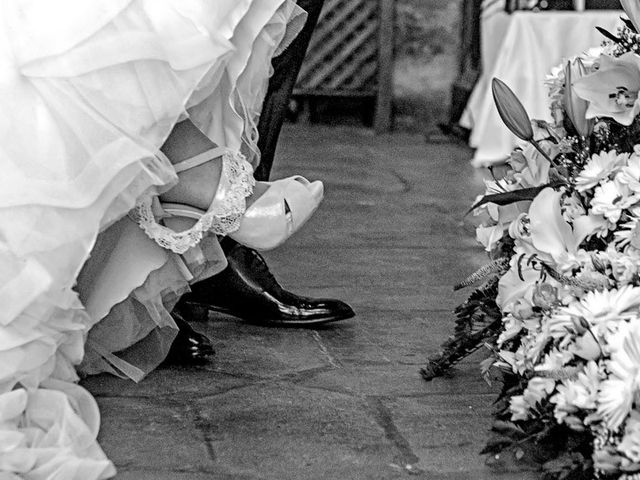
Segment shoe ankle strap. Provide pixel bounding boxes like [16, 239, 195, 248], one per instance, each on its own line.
[173, 146, 229, 174]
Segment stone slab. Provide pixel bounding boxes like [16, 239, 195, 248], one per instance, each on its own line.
[97, 397, 212, 471]
[193, 383, 409, 480]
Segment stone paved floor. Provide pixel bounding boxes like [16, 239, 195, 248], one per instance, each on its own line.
[82, 124, 538, 480]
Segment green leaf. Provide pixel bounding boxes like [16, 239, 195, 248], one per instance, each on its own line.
[491, 420, 527, 439]
[467, 184, 557, 215]
[596, 26, 624, 45]
[480, 436, 514, 455]
[622, 17, 638, 33]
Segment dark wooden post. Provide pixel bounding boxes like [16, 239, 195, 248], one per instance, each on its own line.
[374, 0, 395, 133]
[444, 0, 482, 129]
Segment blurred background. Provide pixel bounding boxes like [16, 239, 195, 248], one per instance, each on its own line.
[288, 0, 622, 139]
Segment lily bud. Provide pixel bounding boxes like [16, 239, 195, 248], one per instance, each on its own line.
[492, 78, 534, 142]
[621, 0, 640, 33]
[563, 59, 594, 138]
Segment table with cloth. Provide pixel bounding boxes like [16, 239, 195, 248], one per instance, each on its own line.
[459, 9, 622, 166]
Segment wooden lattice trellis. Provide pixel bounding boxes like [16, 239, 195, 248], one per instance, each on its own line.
[293, 0, 394, 132]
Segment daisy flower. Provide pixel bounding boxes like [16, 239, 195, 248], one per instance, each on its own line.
[617, 154, 640, 194]
[558, 286, 640, 338]
[574, 151, 629, 192]
[551, 361, 601, 425]
[614, 206, 640, 248]
[618, 410, 640, 463]
[598, 322, 640, 430]
[534, 348, 575, 379]
[591, 179, 637, 224]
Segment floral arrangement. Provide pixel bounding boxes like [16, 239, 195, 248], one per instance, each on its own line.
[423, 2, 640, 478]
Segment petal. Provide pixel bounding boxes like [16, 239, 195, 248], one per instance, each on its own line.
[530, 188, 577, 257]
[621, 0, 640, 33]
[573, 214, 608, 244]
[574, 66, 640, 107]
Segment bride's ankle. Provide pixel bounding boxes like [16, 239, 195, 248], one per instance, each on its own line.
[159, 119, 225, 210]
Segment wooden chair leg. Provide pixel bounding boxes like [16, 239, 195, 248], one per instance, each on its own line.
[254, 0, 326, 181]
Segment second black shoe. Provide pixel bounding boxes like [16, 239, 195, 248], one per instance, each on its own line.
[163, 308, 215, 365]
[179, 243, 355, 326]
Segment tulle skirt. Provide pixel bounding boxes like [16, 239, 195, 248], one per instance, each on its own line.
[0, 0, 304, 477]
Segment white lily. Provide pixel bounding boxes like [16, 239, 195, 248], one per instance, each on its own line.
[573, 53, 640, 126]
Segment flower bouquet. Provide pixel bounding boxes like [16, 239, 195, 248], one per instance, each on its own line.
[423, 2, 640, 478]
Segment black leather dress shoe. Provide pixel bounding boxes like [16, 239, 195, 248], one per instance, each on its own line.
[178, 243, 355, 326]
[163, 308, 215, 365]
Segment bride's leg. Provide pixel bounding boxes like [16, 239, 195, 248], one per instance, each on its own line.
[159, 119, 267, 210]
[159, 119, 222, 210]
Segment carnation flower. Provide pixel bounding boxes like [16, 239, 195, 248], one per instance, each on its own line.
[575, 151, 628, 192]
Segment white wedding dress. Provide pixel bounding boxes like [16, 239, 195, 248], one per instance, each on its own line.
[0, 1, 304, 477]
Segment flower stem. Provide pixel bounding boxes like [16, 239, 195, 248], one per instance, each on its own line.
[529, 139, 554, 164]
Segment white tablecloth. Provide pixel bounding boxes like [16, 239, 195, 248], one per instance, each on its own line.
[460, 10, 622, 166]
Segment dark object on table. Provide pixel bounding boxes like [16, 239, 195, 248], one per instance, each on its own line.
[505, 0, 620, 11]
[586, 0, 621, 8]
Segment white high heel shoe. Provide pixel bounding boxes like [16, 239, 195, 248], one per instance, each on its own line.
[135, 146, 323, 254]
[232, 175, 323, 250]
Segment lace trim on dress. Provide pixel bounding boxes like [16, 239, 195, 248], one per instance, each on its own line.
[130, 149, 255, 254]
